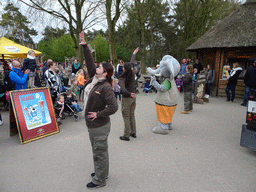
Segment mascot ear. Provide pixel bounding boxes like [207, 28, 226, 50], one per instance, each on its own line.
[167, 56, 180, 79]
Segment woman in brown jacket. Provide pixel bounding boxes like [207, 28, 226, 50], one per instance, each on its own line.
[118, 48, 139, 141]
[79, 31, 118, 190]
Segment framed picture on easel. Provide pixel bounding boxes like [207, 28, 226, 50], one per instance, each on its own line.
[9, 87, 59, 144]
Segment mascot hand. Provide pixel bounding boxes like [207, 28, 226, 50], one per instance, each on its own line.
[150, 76, 167, 92]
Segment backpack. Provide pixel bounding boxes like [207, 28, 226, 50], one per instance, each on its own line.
[3, 70, 19, 91]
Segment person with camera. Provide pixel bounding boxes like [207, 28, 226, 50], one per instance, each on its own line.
[9, 60, 30, 90]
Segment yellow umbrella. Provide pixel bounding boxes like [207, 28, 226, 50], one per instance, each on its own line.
[0, 37, 42, 58]
[0, 54, 14, 60]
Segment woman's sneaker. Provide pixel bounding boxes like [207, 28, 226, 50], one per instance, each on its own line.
[0, 120, 3, 126]
[120, 136, 130, 141]
[86, 182, 106, 190]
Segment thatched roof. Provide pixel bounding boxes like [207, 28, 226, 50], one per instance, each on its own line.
[187, 1, 256, 51]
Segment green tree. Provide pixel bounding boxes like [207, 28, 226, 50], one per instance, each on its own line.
[0, 3, 37, 45]
[37, 39, 51, 60]
[105, 0, 124, 64]
[116, 0, 171, 70]
[43, 26, 67, 41]
[20, 0, 103, 67]
[90, 35, 110, 63]
[86, 29, 107, 42]
[38, 26, 68, 60]
[171, 0, 240, 61]
[116, 43, 132, 62]
[50, 34, 76, 62]
[38, 34, 76, 62]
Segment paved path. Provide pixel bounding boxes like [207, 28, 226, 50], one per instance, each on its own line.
[1, 90, 256, 192]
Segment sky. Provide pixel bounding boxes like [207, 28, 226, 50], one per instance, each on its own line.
[0, 0, 247, 44]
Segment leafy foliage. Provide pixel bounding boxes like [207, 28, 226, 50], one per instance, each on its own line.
[38, 29, 76, 62]
[86, 29, 107, 42]
[90, 35, 110, 63]
[50, 35, 76, 62]
[0, 3, 37, 45]
[42, 26, 67, 41]
[171, 0, 240, 61]
[116, 0, 172, 70]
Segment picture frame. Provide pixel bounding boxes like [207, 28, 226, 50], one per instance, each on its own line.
[9, 87, 59, 144]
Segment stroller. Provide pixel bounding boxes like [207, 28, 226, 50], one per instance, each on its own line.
[53, 90, 80, 122]
[62, 93, 80, 122]
[64, 103, 80, 122]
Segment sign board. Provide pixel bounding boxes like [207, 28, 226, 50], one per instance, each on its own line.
[246, 100, 256, 131]
[193, 72, 208, 104]
[9, 87, 59, 144]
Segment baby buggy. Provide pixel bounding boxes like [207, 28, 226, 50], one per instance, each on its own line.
[54, 91, 80, 122]
[64, 103, 80, 122]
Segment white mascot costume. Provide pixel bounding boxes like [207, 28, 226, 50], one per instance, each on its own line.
[147, 55, 180, 134]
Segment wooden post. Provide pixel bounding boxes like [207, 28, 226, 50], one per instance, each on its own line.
[215, 49, 225, 97]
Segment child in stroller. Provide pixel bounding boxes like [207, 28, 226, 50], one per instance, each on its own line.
[65, 91, 83, 112]
[62, 91, 80, 122]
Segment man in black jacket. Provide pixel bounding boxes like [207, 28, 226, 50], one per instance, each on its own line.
[241, 61, 256, 106]
[225, 63, 242, 102]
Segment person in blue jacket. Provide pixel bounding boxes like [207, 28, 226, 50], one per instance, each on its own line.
[9, 60, 30, 90]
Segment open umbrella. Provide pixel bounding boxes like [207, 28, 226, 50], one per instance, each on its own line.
[0, 37, 42, 58]
[0, 54, 14, 60]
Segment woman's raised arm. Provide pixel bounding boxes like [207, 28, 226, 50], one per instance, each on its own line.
[79, 31, 95, 78]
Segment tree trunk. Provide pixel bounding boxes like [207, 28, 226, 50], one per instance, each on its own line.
[108, 27, 117, 64]
[106, 0, 121, 65]
[140, 22, 146, 74]
[75, 7, 84, 68]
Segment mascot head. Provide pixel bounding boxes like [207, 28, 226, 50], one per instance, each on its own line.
[147, 55, 180, 80]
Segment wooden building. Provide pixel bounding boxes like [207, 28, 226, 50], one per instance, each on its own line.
[186, 0, 256, 98]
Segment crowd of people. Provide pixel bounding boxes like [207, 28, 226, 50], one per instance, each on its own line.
[173, 58, 215, 114]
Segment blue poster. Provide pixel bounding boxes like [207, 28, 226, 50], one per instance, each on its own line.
[19, 92, 52, 130]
